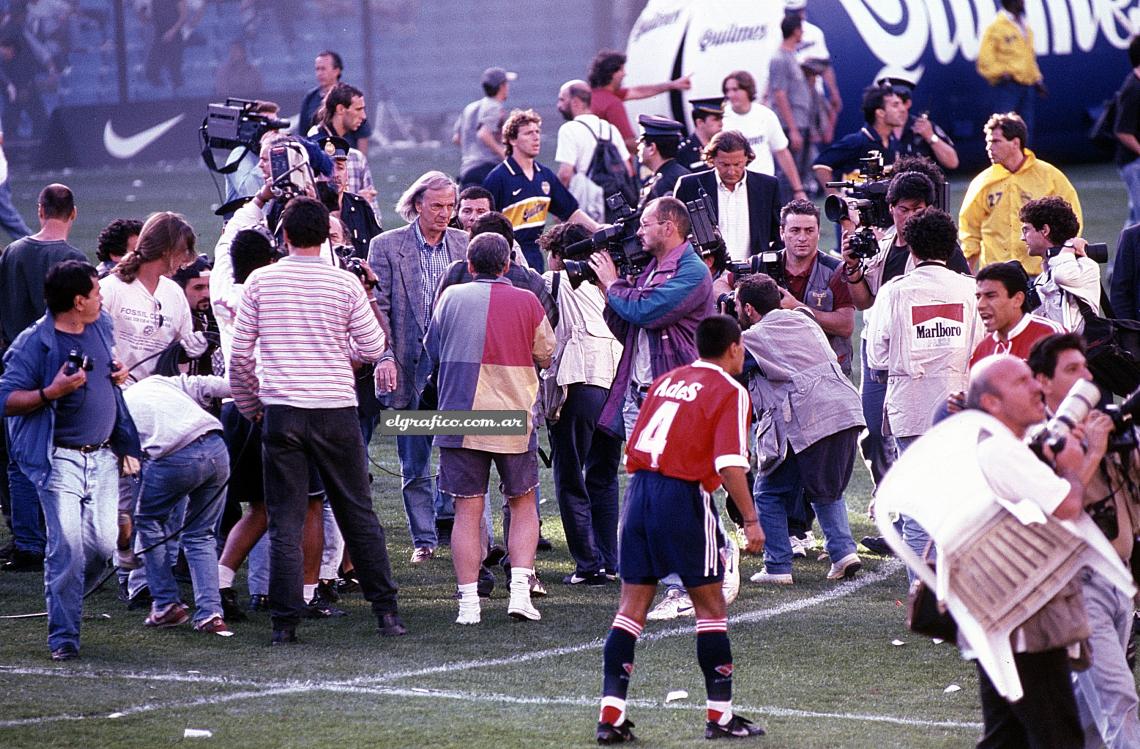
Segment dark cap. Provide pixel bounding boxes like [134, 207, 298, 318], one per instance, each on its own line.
[172, 254, 212, 287]
[638, 114, 684, 140]
[317, 134, 351, 160]
[689, 97, 724, 119]
[481, 66, 518, 89]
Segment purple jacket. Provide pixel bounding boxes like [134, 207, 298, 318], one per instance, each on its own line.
[599, 241, 714, 437]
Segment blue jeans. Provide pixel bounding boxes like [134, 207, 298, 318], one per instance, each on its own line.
[395, 433, 446, 548]
[134, 433, 228, 623]
[893, 434, 931, 582]
[1120, 159, 1140, 229]
[859, 342, 894, 488]
[247, 534, 269, 595]
[992, 80, 1036, 141]
[754, 448, 857, 575]
[39, 447, 118, 652]
[0, 178, 31, 240]
[9, 455, 44, 553]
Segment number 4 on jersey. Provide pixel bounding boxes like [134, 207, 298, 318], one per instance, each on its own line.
[633, 400, 680, 468]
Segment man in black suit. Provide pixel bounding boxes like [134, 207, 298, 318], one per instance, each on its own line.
[673, 130, 782, 262]
[1111, 222, 1140, 321]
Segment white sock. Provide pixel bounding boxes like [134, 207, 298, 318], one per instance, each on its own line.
[457, 582, 479, 605]
[303, 583, 317, 602]
[510, 567, 533, 595]
[708, 699, 733, 726]
[600, 695, 627, 726]
[218, 565, 235, 590]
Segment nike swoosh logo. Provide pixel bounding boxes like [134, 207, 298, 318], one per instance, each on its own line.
[103, 114, 185, 159]
[512, 188, 522, 196]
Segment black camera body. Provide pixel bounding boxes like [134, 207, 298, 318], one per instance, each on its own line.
[63, 348, 93, 376]
[824, 155, 892, 262]
[333, 243, 370, 286]
[717, 251, 787, 317]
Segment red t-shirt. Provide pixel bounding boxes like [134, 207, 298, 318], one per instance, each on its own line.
[968, 314, 1064, 368]
[590, 87, 634, 141]
[626, 361, 751, 491]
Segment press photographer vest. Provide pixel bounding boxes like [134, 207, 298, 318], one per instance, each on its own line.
[796, 253, 853, 374]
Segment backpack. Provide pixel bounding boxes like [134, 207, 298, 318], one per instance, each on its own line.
[1072, 294, 1140, 396]
[1089, 93, 1120, 154]
[579, 120, 638, 220]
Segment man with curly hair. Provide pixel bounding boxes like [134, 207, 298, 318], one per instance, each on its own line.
[1020, 196, 1101, 332]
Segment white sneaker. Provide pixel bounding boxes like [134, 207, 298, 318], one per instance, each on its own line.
[646, 588, 694, 621]
[749, 569, 793, 585]
[789, 535, 806, 559]
[456, 601, 481, 625]
[507, 593, 541, 621]
[801, 531, 817, 549]
[826, 552, 863, 581]
[721, 542, 740, 606]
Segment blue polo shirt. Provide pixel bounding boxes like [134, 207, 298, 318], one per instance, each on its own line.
[813, 127, 899, 181]
[482, 156, 578, 271]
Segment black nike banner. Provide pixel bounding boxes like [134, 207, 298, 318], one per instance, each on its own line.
[40, 92, 297, 169]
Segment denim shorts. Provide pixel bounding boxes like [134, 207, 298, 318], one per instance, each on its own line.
[438, 447, 538, 499]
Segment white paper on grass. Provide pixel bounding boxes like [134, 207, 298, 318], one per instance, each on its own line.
[943, 684, 961, 694]
[665, 690, 689, 703]
[183, 728, 213, 738]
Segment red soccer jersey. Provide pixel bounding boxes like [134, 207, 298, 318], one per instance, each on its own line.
[626, 360, 751, 491]
[969, 314, 1064, 368]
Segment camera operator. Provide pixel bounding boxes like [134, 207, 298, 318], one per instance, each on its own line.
[736, 274, 865, 585]
[953, 353, 1108, 747]
[1027, 334, 1140, 747]
[587, 196, 714, 439]
[769, 199, 854, 374]
[1019, 196, 1102, 333]
[841, 165, 970, 488]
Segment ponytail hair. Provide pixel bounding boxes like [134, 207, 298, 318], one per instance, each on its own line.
[113, 211, 196, 283]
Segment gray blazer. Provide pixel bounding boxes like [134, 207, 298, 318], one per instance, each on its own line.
[368, 223, 469, 409]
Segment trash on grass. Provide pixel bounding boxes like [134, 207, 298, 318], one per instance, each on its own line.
[665, 690, 688, 703]
[891, 639, 905, 646]
[184, 728, 213, 738]
[943, 684, 961, 694]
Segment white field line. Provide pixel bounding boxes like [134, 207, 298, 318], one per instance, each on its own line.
[0, 679, 981, 732]
[1, 561, 939, 731]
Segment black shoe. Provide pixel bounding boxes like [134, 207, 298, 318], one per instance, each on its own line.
[436, 518, 454, 547]
[378, 612, 407, 637]
[860, 535, 894, 556]
[3, 549, 43, 572]
[249, 594, 269, 611]
[596, 719, 636, 744]
[483, 544, 507, 568]
[219, 587, 247, 622]
[117, 577, 130, 603]
[50, 643, 80, 661]
[336, 571, 360, 594]
[705, 714, 765, 740]
[563, 571, 608, 586]
[537, 536, 554, 552]
[316, 578, 341, 603]
[127, 586, 152, 611]
[0, 540, 15, 561]
[477, 565, 495, 598]
[304, 592, 347, 619]
[270, 628, 298, 645]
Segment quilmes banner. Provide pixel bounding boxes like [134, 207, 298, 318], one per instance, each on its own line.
[39, 92, 298, 170]
[623, 0, 1140, 166]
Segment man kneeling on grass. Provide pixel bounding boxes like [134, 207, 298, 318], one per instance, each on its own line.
[0, 260, 139, 661]
[595, 315, 765, 744]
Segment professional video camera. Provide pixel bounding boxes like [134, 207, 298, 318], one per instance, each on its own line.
[1027, 379, 1140, 462]
[265, 139, 316, 201]
[203, 98, 290, 152]
[561, 190, 725, 288]
[823, 152, 892, 259]
[716, 251, 786, 317]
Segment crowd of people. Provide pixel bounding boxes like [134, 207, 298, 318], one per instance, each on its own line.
[4, 0, 1140, 745]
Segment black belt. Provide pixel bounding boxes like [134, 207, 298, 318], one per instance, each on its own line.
[631, 383, 650, 394]
[53, 439, 111, 453]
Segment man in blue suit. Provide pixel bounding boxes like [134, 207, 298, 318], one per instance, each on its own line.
[1111, 222, 1140, 321]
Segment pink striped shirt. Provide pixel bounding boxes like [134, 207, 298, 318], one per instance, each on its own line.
[230, 255, 386, 418]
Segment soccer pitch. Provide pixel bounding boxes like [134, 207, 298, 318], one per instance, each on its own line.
[0, 154, 1136, 747]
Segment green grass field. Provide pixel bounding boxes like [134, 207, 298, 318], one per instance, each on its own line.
[0, 153, 1135, 747]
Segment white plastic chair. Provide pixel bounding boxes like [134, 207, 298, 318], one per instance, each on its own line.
[874, 410, 1135, 702]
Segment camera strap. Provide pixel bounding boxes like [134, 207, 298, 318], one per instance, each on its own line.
[199, 119, 249, 174]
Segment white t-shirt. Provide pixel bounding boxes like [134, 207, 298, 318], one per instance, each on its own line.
[721, 103, 788, 176]
[554, 114, 631, 176]
[100, 274, 206, 384]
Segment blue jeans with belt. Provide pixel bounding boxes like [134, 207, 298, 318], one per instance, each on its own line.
[38, 446, 118, 652]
